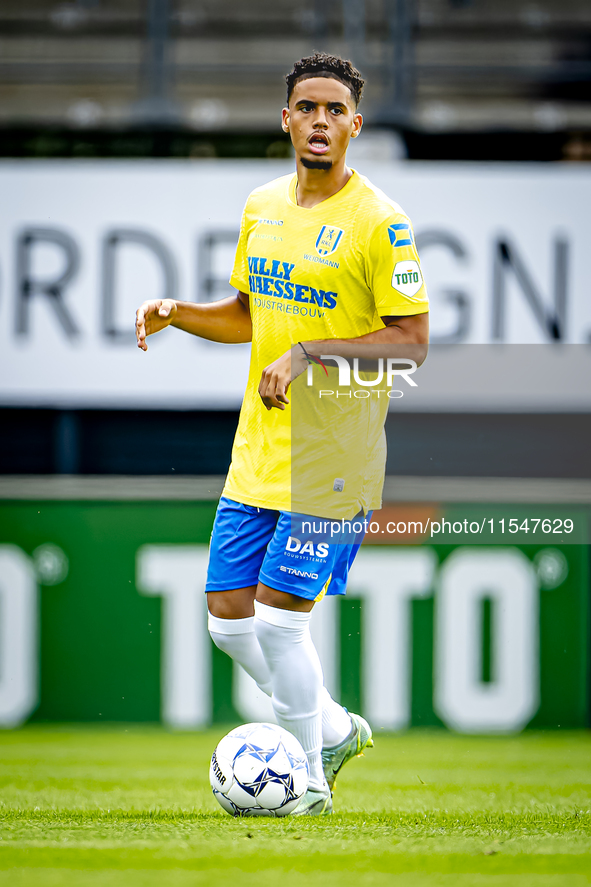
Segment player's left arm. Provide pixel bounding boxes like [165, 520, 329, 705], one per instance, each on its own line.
[258, 311, 429, 411]
[259, 210, 430, 410]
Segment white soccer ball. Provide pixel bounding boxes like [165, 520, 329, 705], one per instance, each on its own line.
[210, 722, 309, 817]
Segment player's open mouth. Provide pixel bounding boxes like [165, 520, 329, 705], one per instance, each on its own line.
[308, 133, 329, 155]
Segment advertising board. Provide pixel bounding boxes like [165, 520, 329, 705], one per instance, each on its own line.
[1, 161, 590, 409]
[0, 490, 587, 732]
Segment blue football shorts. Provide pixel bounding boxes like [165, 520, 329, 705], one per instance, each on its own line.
[205, 496, 371, 602]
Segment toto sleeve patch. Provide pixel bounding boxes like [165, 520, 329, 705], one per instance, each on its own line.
[391, 260, 423, 298]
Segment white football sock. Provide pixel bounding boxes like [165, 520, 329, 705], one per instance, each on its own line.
[208, 613, 272, 695]
[321, 689, 353, 747]
[208, 613, 353, 750]
[253, 601, 325, 791]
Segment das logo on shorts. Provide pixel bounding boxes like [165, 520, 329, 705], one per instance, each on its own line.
[316, 226, 344, 257]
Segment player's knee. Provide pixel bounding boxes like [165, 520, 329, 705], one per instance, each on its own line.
[206, 588, 256, 619]
[256, 583, 314, 613]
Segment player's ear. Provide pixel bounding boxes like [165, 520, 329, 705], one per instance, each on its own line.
[351, 113, 363, 138]
[281, 107, 290, 133]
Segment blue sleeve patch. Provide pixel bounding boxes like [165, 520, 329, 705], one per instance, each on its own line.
[387, 223, 414, 248]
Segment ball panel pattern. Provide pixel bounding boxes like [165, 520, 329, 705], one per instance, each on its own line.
[210, 722, 309, 817]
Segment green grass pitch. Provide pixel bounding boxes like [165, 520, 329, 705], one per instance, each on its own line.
[1, 726, 590, 886]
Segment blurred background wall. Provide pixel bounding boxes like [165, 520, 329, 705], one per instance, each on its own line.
[0, 0, 589, 731]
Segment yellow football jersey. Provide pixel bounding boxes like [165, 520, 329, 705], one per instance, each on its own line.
[222, 169, 429, 518]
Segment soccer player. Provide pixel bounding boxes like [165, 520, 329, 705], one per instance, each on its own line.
[135, 52, 429, 815]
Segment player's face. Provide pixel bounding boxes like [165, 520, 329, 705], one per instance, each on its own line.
[282, 77, 362, 169]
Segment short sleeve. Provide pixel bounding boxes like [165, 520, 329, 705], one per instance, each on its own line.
[229, 202, 251, 294]
[365, 215, 429, 317]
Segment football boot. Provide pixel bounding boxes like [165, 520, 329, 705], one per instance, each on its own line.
[291, 784, 333, 816]
[321, 712, 373, 791]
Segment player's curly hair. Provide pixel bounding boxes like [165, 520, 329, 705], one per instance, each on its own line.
[285, 52, 364, 108]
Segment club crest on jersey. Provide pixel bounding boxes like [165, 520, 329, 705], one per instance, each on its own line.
[315, 226, 344, 257]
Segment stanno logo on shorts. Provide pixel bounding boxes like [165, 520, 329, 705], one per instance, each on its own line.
[316, 226, 344, 257]
[279, 565, 319, 580]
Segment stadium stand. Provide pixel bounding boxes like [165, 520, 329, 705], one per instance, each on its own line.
[0, 0, 590, 158]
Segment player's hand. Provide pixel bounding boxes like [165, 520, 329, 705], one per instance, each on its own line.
[135, 299, 178, 351]
[258, 346, 308, 411]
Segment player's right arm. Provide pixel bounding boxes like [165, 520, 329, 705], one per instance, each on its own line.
[135, 291, 251, 351]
